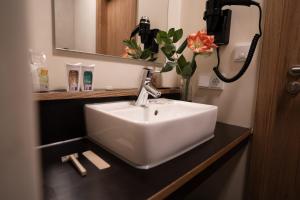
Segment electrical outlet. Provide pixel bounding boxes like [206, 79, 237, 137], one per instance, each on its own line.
[233, 43, 251, 62]
[209, 73, 224, 90]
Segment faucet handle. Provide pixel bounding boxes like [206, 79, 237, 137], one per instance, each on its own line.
[143, 67, 156, 80]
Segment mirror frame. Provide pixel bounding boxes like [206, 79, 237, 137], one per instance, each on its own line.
[51, 0, 166, 67]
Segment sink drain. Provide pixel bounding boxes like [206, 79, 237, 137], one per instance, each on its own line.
[154, 110, 159, 116]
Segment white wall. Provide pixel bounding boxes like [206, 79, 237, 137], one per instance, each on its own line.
[180, 0, 262, 128]
[0, 0, 40, 199]
[28, 0, 261, 128]
[24, 1, 263, 199]
[54, 0, 75, 50]
[27, 0, 147, 90]
[178, 1, 263, 199]
[54, 0, 97, 53]
[137, 0, 169, 30]
[74, 0, 96, 53]
[168, 0, 182, 30]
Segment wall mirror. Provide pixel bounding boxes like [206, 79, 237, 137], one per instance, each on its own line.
[53, 0, 170, 64]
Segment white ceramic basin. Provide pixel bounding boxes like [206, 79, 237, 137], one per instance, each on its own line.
[85, 99, 218, 169]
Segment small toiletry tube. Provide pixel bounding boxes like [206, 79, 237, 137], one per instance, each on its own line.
[66, 63, 81, 92]
[81, 64, 95, 91]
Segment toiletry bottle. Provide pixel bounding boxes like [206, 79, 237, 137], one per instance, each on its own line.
[81, 64, 95, 91]
[30, 50, 49, 92]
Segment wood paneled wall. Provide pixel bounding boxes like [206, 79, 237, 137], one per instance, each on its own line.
[96, 0, 137, 56]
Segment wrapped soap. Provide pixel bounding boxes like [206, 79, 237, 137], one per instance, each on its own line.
[81, 64, 95, 91]
[66, 63, 81, 92]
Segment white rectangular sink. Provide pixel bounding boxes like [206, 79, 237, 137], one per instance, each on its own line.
[85, 99, 218, 169]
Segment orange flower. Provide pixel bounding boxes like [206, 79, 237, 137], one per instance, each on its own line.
[122, 47, 137, 58]
[122, 51, 129, 58]
[187, 31, 217, 54]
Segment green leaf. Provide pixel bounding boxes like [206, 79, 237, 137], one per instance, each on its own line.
[176, 39, 188, 54]
[168, 28, 175, 37]
[131, 39, 139, 49]
[162, 44, 176, 55]
[177, 55, 188, 69]
[130, 53, 139, 59]
[140, 49, 151, 60]
[156, 32, 163, 44]
[163, 38, 173, 45]
[123, 40, 134, 49]
[131, 48, 142, 59]
[191, 56, 197, 76]
[173, 29, 183, 43]
[182, 63, 193, 78]
[176, 55, 187, 75]
[147, 56, 158, 62]
[177, 55, 192, 77]
[176, 65, 182, 75]
[122, 39, 130, 45]
[164, 56, 175, 62]
[161, 62, 177, 73]
[156, 31, 172, 45]
[123, 39, 139, 49]
[161, 44, 176, 61]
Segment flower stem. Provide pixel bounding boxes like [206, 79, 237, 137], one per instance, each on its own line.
[193, 53, 197, 60]
[182, 77, 191, 101]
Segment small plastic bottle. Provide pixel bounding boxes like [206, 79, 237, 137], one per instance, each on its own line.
[30, 50, 49, 92]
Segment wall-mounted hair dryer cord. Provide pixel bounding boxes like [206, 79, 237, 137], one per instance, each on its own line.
[130, 26, 140, 39]
[223, 0, 260, 7]
[213, 3, 262, 83]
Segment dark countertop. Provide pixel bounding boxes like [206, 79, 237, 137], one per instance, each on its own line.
[41, 123, 250, 200]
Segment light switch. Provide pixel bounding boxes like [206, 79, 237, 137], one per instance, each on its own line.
[233, 43, 251, 62]
[198, 75, 210, 88]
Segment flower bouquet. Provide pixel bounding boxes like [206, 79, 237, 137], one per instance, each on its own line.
[156, 28, 217, 101]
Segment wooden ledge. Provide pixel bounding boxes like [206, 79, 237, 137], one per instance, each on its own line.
[149, 129, 251, 200]
[33, 88, 180, 101]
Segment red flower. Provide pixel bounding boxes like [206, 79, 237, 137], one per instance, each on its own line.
[187, 31, 217, 54]
[122, 47, 137, 58]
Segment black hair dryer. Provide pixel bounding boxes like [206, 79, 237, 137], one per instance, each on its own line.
[130, 16, 159, 54]
[203, 0, 262, 83]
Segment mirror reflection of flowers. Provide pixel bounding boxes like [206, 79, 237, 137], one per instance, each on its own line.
[122, 47, 137, 58]
[156, 28, 217, 101]
[122, 39, 157, 62]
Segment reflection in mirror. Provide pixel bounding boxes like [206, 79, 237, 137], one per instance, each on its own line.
[53, 0, 169, 63]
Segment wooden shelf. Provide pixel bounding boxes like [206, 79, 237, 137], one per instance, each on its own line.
[34, 88, 180, 101]
[41, 123, 251, 200]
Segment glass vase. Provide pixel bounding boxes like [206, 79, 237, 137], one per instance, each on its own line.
[181, 77, 192, 102]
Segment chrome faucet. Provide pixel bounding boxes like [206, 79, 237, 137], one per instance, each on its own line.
[135, 67, 161, 106]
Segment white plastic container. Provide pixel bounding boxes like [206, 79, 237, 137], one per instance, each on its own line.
[30, 50, 49, 92]
[66, 63, 81, 92]
[81, 64, 95, 91]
